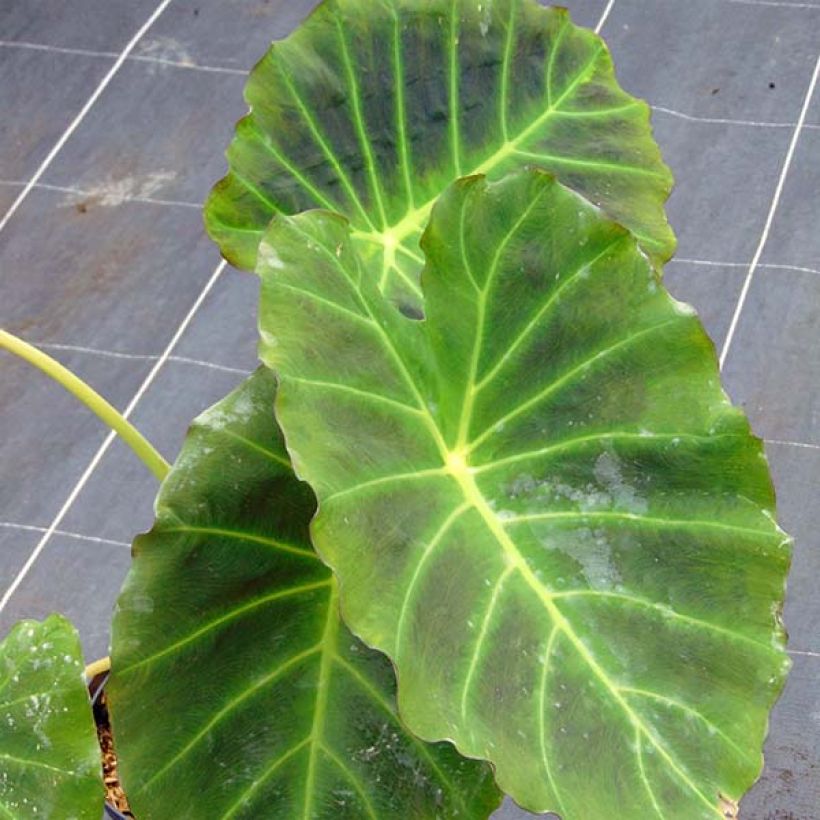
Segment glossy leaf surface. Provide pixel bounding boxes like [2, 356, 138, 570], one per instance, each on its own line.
[257, 170, 791, 817]
[205, 0, 674, 312]
[0, 615, 101, 818]
[109, 369, 500, 819]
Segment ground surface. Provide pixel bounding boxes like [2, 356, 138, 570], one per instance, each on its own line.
[0, 0, 818, 817]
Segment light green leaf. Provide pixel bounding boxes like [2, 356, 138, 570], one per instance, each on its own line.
[256, 169, 791, 818]
[108, 369, 500, 819]
[0, 615, 102, 818]
[205, 0, 674, 312]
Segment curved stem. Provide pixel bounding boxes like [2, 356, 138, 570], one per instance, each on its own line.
[1, 330, 169, 481]
[85, 655, 111, 680]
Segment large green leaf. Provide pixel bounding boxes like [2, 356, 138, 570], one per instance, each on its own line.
[0, 615, 102, 818]
[256, 169, 791, 818]
[108, 368, 500, 818]
[205, 0, 674, 312]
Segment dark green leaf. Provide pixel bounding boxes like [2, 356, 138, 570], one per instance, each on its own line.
[205, 0, 674, 312]
[109, 369, 500, 819]
[256, 169, 791, 817]
[0, 615, 101, 818]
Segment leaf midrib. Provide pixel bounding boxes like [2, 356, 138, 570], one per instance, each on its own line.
[302, 582, 341, 819]
[440, 182, 719, 813]
[455, 182, 548, 449]
[447, 461, 721, 815]
[134, 564, 465, 817]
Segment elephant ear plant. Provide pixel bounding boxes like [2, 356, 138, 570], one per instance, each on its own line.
[0, 1, 790, 818]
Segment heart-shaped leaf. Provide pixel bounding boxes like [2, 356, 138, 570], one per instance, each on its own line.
[0, 615, 102, 818]
[256, 169, 791, 817]
[108, 368, 500, 818]
[205, 0, 674, 312]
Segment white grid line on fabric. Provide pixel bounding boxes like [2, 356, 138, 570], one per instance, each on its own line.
[652, 105, 820, 130]
[0, 0, 174, 236]
[595, 0, 616, 32]
[0, 39, 115, 59]
[130, 54, 246, 76]
[0, 259, 227, 614]
[719, 55, 820, 369]
[4, 37, 820, 133]
[0, 0, 624, 69]
[766, 439, 820, 452]
[25, 341, 252, 376]
[727, 0, 820, 9]
[789, 649, 820, 658]
[0, 38, 247, 76]
[0, 521, 129, 549]
[670, 258, 820, 278]
[0, 179, 200, 210]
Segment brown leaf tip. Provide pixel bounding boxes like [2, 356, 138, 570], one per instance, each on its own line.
[719, 794, 739, 819]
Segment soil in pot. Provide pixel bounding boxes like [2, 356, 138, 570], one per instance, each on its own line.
[90, 673, 133, 818]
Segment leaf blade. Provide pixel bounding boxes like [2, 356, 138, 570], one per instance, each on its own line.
[257, 170, 790, 817]
[0, 615, 101, 819]
[205, 0, 675, 312]
[108, 369, 501, 818]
